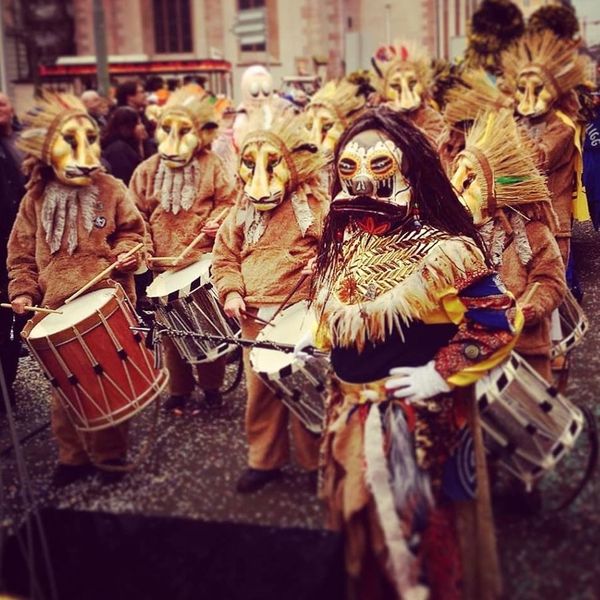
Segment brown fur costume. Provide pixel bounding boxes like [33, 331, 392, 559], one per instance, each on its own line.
[8, 171, 144, 308]
[130, 150, 237, 261]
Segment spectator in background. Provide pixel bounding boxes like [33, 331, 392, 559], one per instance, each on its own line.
[101, 107, 145, 185]
[0, 92, 26, 410]
[81, 89, 109, 130]
[115, 79, 157, 157]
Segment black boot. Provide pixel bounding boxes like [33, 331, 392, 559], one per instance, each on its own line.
[163, 394, 187, 413]
[97, 458, 127, 485]
[203, 389, 223, 408]
[235, 468, 281, 494]
[51, 463, 94, 488]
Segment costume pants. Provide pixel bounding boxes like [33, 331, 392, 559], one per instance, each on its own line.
[163, 336, 226, 395]
[241, 309, 320, 471]
[0, 309, 25, 396]
[51, 394, 128, 466]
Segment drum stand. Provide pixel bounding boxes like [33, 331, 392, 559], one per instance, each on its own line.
[0, 356, 58, 600]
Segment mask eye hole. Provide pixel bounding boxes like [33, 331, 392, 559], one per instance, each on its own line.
[338, 157, 358, 178]
[162, 124, 171, 134]
[462, 173, 476, 191]
[63, 134, 77, 149]
[534, 84, 544, 95]
[242, 157, 255, 170]
[368, 154, 396, 180]
[249, 81, 260, 97]
[86, 133, 98, 145]
[267, 155, 281, 174]
[322, 122, 333, 133]
[180, 127, 192, 136]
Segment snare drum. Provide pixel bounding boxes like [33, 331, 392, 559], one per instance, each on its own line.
[23, 285, 168, 432]
[475, 352, 583, 490]
[146, 254, 239, 364]
[250, 301, 330, 435]
[551, 290, 589, 359]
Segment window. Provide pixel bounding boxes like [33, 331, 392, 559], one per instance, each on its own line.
[153, 0, 192, 54]
[237, 0, 266, 53]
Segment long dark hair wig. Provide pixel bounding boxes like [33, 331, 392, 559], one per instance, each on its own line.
[314, 107, 490, 291]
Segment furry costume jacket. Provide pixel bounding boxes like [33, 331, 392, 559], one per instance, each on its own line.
[496, 220, 566, 356]
[212, 190, 327, 306]
[522, 111, 576, 256]
[7, 172, 144, 309]
[129, 150, 237, 262]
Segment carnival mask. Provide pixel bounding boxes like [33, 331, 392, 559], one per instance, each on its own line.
[50, 114, 101, 187]
[515, 70, 556, 118]
[157, 110, 216, 168]
[305, 105, 344, 154]
[241, 66, 273, 110]
[332, 129, 412, 233]
[451, 153, 487, 225]
[385, 67, 423, 112]
[239, 138, 291, 211]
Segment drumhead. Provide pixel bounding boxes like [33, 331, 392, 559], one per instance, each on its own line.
[29, 288, 116, 339]
[252, 301, 316, 374]
[146, 254, 212, 299]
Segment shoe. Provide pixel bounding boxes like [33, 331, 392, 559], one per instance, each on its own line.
[203, 389, 223, 408]
[163, 394, 187, 413]
[96, 458, 127, 485]
[52, 463, 94, 487]
[235, 468, 281, 494]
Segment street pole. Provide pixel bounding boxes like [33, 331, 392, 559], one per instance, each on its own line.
[0, 2, 8, 93]
[92, 0, 110, 97]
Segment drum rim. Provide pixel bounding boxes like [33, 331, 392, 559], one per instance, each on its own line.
[23, 285, 125, 349]
[145, 255, 212, 301]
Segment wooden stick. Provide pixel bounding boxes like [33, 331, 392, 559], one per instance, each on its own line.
[521, 282, 541, 306]
[268, 274, 309, 324]
[0, 303, 63, 315]
[175, 206, 230, 265]
[64, 242, 144, 304]
[239, 309, 271, 327]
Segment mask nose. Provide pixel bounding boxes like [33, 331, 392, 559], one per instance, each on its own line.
[350, 176, 375, 196]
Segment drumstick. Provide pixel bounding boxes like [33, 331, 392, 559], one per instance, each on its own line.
[521, 282, 541, 306]
[0, 303, 63, 315]
[268, 274, 309, 323]
[239, 309, 271, 326]
[64, 242, 144, 304]
[174, 207, 230, 265]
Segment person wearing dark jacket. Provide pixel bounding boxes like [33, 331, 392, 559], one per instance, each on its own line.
[101, 107, 145, 185]
[0, 92, 26, 409]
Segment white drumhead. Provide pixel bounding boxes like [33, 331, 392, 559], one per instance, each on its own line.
[252, 301, 316, 374]
[29, 288, 116, 339]
[146, 254, 212, 298]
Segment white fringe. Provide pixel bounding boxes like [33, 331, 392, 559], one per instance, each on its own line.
[364, 406, 430, 600]
[152, 159, 199, 214]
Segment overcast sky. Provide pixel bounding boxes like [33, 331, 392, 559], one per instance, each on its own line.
[574, 0, 600, 46]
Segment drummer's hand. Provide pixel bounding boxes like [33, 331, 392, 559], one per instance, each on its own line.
[224, 292, 245, 320]
[301, 257, 316, 277]
[201, 220, 220, 238]
[385, 361, 450, 404]
[11, 295, 32, 315]
[521, 303, 538, 326]
[115, 252, 138, 272]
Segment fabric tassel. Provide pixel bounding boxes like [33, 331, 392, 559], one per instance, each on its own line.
[364, 405, 430, 600]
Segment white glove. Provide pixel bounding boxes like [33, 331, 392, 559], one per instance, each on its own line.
[385, 360, 450, 403]
[293, 329, 315, 360]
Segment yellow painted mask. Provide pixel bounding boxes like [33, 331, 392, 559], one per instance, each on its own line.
[451, 153, 488, 225]
[305, 105, 344, 154]
[239, 137, 292, 212]
[515, 70, 556, 118]
[385, 67, 424, 112]
[157, 110, 203, 168]
[50, 114, 101, 186]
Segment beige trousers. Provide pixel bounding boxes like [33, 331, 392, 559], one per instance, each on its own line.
[241, 310, 320, 471]
[163, 336, 227, 395]
[51, 394, 128, 466]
